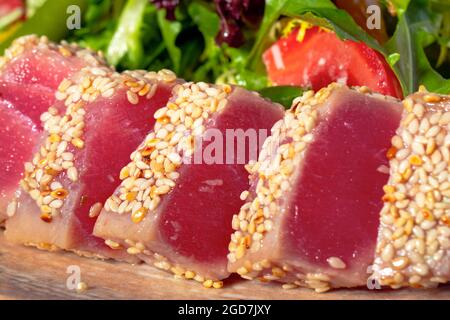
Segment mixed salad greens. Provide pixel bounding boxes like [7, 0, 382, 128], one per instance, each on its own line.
[0, 0, 449, 106]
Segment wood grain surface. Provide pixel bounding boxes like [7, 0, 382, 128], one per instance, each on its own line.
[0, 231, 448, 300]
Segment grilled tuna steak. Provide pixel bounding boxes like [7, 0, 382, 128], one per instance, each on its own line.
[371, 91, 450, 289]
[0, 35, 105, 223]
[227, 84, 404, 291]
[94, 82, 284, 284]
[0, 102, 41, 222]
[5, 67, 177, 260]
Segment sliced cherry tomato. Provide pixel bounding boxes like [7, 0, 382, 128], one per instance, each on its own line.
[263, 27, 403, 99]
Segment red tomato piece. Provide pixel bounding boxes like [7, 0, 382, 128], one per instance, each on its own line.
[0, 0, 24, 17]
[263, 27, 403, 98]
[0, 0, 25, 25]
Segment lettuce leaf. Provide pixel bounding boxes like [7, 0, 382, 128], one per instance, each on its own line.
[156, 9, 182, 73]
[106, 0, 147, 69]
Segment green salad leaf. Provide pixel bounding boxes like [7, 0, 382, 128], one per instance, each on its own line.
[26, 0, 47, 18]
[186, 1, 221, 81]
[386, 0, 450, 94]
[247, 0, 450, 96]
[0, 0, 88, 53]
[106, 0, 147, 69]
[187, 2, 220, 45]
[157, 9, 182, 73]
[389, 0, 411, 16]
[68, 0, 118, 53]
[258, 86, 305, 108]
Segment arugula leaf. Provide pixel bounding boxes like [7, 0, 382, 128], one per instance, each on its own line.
[258, 86, 304, 108]
[386, 0, 450, 94]
[106, 0, 147, 69]
[157, 9, 182, 73]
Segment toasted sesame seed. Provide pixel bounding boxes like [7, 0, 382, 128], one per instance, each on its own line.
[105, 239, 121, 249]
[89, 202, 103, 218]
[240, 190, 250, 201]
[327, 256, 346, 269]
[67, 167, 78, 182]
[236, 267, 248, 275]
[6, 201, 17, 217]
[102, 88, 115, 98]
[413, 263, 429, 276]
[76, 282, 88, 293]
[314, 286, 331, 293]
[127, 90, 139, 105]
[71, 138, 84, 149]
[391, 256, 409, 270]
[381, 243, 395, 262]
[49, 199, 63, 209]
[409, 155, 423, 166]
[40, 212, 52, 223]
[412, 142, 425, 155]
[282, 283, 298, 290]
[51, 188, 69, 199]
[202, 279, 214, 288]
[131, 207, 147, 223]
[127, 247, 141, 255]
[61, 152, 74, 161]
[424, 94, 441, 103]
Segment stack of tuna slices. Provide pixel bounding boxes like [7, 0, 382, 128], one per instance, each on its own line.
[0, 36, 448, 292]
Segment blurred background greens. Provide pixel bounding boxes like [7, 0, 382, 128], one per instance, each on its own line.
[0, 0, 449, 105]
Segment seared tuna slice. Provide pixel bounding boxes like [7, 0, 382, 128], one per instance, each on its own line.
[0, 81, 55, 128]
[0, 35, 105, 222]
[0, 35, 105, 125]
[371, 91, 450, 289]
[227, 84, 403, 291]
[5, 68, 178, 260]
[0, 101, 42, 222]
[0, 35, 105, 91]
[94, 82, 284, 283]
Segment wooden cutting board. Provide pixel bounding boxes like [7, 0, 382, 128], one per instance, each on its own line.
[0, 231, 448, 300]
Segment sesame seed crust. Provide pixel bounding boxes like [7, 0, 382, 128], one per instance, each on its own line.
[372, 91, 450, 289]
[227, 84, 401, 292]
[104, 82, 232, 223]
[23, 241, 109, 260]
[104, 237, 223, 288]
[227, 85, 336, 292]
[100, 82, 232, 284]
[14, 65, 178, 224]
